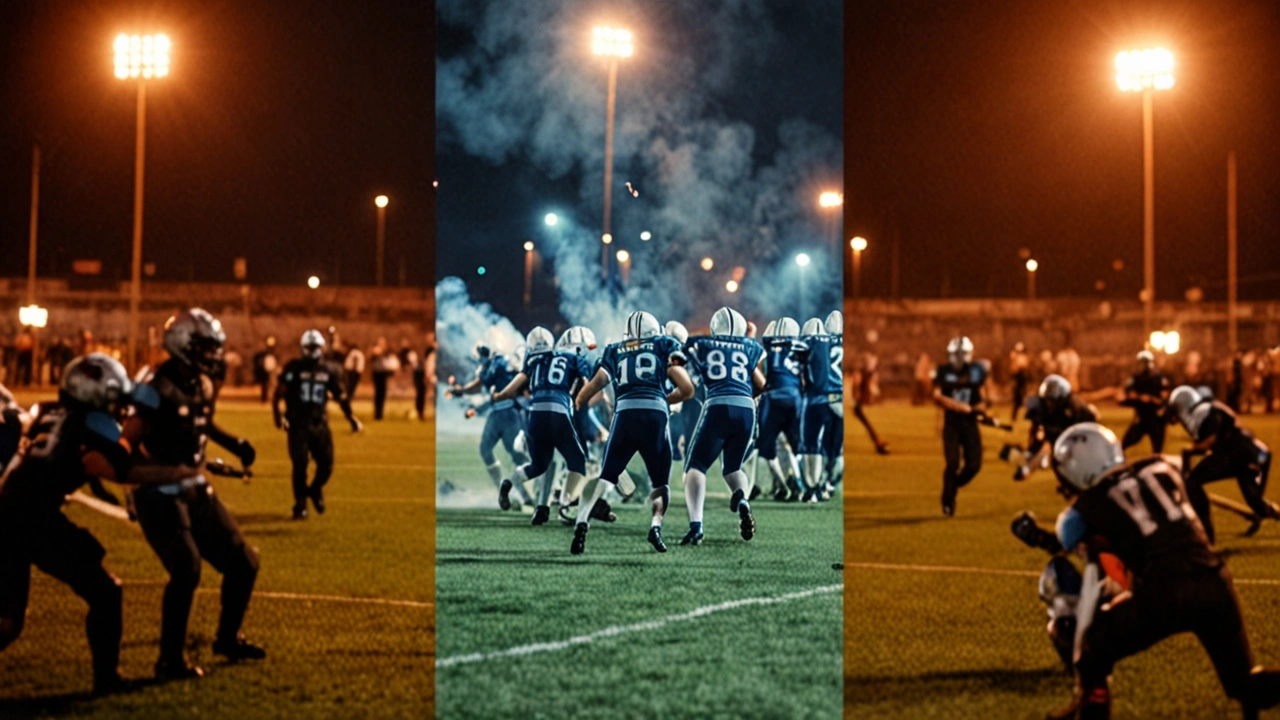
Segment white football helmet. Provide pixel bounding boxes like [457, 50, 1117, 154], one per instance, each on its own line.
[626, 311, 661, 339]
[164, 308, 227, 375]
[62, 353, 133, 412]
[775, 317, 801, 338]
[1038, 374, 1072, 401]
[1052, 422, 1125, 493]
[525, 326, 555, 355]
[824, 310, 843, 336]
[710, 307, 747, 337]
[556, 326, 597, 355]
[664, 321, 689, 344]
[301, 329, 326, 359]
[1168, 385, 1201, 426]
[762, 320, 778, 338]
[947, 336, 974, 366]
[1137, 350, 1155, 368]
[802, 317, 826, 337]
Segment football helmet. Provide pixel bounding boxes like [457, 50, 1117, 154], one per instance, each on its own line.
[474, 343, 491, 360]
[525, 326, 555, 355]
[775, 317, 801, 338]
[301, 329, 326, 359]
[1168, 385, 1202, 426]
[824, 310, 843, 336]
[556, 326, 597, 355]
[1136, 350, 1155, 369]
[1052, 422, 1125, 493]
[626, 311, 661, 339]
[664, 321, 689, 344]
[801, 318, 826, 337]
[710, 307, 747, 337]
[1038, 374, 1072, 402]
[62, 353, 133, 413]
[947, 336, 974, 367]
[762, 320, 778, 338]
[164, 308, 227, 376]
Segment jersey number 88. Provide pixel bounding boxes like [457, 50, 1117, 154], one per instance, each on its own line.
[706, 349, 749, 383]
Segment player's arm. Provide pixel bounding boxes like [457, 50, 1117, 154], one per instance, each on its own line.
[492, 373, 529, 402]
[667, 364, 694, 404]
[751, 367, 766, 396]
[327, 371, 362, 432]
[1011, 510, 1065, 554]
[575, 368, 610, 411]
[208, 422, 256, 469]
[1017, 442, 1051, 481]
[450, 376, 483, 396]
[932, 386, 971, 414]
[272, 374, 288, 430]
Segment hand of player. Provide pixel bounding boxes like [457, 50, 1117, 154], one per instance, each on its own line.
[1011, 511, 1043, 547]
[957, 403, 974, 415]
[464, 407, 476, 419]
[236, 438, 257, 468]
[874, 441, 890, 456]
[280, 418, 290, 432]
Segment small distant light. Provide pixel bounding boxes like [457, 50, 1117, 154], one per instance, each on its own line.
[1149, 331, 1166, 351]
[477, 266, 487, 276]
[1026, 259, 1039, 273]
[523, 241, 535, 252]
[1164, 330, 1181, 355]
[850, 236, 868, 252]
[616, 250, 630, 263]
[795, 253, 811, 268]
[375, 195, 389, 208]
[602, 233, 613, 245]
[307, 276, 320, 289]
[818, 191, 843, 208]
[725, 280, 739, 293]
[700, 257, 714, 271]
[19, 305, 49, 329]
[640, 231, 652, 241]
[544, 213, 558, 226]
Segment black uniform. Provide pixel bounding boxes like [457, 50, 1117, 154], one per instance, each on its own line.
[0, 402, 131, 687]
[934, 361, 987, 511]
[131, 358, 260, 667]
[1025, 395, 1099, 455]
[1059, 457, 1280, 714]
[276, 357, 355, 513]
[1122, 370, 1171, 453]
[1182, 400, 1274, 543]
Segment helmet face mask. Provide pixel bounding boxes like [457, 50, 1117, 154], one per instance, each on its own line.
[947, 336, 974, 368]
[1038, 374, 1072, 412]
[301, 329, 326, 360]
[525, 326, 555, 355]
[62, 353, 134, 415]
[164, 309, 227, 377]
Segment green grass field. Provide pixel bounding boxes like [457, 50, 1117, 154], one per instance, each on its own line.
[0, 395, 433, 719]
[845, 402, 1280, 719]
[435, 425, 843, 720]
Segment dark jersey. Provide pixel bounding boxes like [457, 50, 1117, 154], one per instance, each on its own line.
[933, 362, 987, 422]
[1058, 456, 1219, 576]
[597, 336, 683, 408]
[1025, 396, 1099, 443]
[762, 337, 806, 394]
[683, 336, 764, 399]
[801, 335, 843, 398]
[134, 358, 219, 467]
[479, 354, 519, 411]
[1187, 400, 1263, 456]
[278, 357, 348, 426]
[523, 350, 593, 412]
[1124, 371, 1170, 416]
[0, 402, 130, 513]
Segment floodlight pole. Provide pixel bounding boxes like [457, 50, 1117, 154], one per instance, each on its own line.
[601, 57, 618, 279]
[28, 145, 41, 382]
[1142, 87, 1154, 339]
[1227, 151, 1237, 352]
[128, 81, 147, 372]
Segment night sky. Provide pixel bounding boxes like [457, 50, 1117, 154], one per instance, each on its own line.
[846, 0, 1280, 301]
[0, 0, 434, 288]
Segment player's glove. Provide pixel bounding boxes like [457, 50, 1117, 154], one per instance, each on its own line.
[1011, 511, 1063, 553]
[235, 438, 257, 468]
[464, 408, 477, 419]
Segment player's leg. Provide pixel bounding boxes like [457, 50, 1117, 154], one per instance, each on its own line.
[572, 413, 633, 554]
[0, 525, 33, 654]
[720, 405, 756, 541]
[543, 417, 588, 526]
[1121, 417, 1146, 450]
[188, 489, 264, 660]
[824, 401, 845, 490]
[780, 404, 804, 500]
[497, 411, 533, 505]
[799, 399, 827, 501]
[478, 414, 507, 500]
[133, 490, 204, 677]
[1188, 451, 1235, 544]
[1189, 564, 1278, 714]
[307, 425, 335, 514]
[955, 421, 983, 488]
[287, 427, 311, 519]
[637, 410, 674, 552]
[1070, 587, 1168, 720]
[757, 396, 787, 497]
[941, 424, 961, 515]
[504, 412, 554, 512]
[1148, 417, 1167, 454]
[681, 405, 721, 544]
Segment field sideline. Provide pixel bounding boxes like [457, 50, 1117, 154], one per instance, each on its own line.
[844, 401, 1280, 719]
[435, 428, 843, 720]
[0, 396, 433, 720]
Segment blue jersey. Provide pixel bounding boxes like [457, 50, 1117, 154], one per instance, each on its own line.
[802, 335, 843, 398]
[522, 350, 593, 412]
[762, 337, 806, 394]
[683, 336, 764, 399]
[479, 354, 520, 410]
[596, 336, 683, 411]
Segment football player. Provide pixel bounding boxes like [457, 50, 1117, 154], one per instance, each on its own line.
[1033, 423, 1280, 720]
[1168, 385, 1278, 542]
[0, 383, 28, 468]
[126, 309, 265, 679]
[932, 336, 988, 516]
[571, 311, 694, 554]
[492, 327, 594, 526]
[273, 329, 363, 520]
[447, 343, 533, 509]
[1003, 374, 1098, 481]
[820, 311, 847, 492]
[758, 317, 808, 501]
[678, 307, 766, 546]
[1009, 341, 1031, 422]
[798, 317, 842, 501]
[0, 355, 198, 694]
[1120, 350, 1171, 453]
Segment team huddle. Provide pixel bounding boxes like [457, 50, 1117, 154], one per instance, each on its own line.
[445, 306, 845, 555]
[0, 308, 362, 693]
[931, 335, 1280, 718]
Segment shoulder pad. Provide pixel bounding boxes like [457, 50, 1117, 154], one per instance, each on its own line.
[132, 383, 162, 411]
[84, 411, 122, 443]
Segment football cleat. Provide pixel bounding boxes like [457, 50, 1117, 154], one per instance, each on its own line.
[559, 499, 578, 525]
[738, 502, 755, 541]
[291, 506, 308, 521]
[531, 505, 551, 525]
[93, 673, 137, 696]
[680, 528, 704, 546]
[647, 526, 668, 553]
[729, 488, 745, 513]
[570, 523, 589, 555]
[498, 479, 513, 511]
[772, 486, 789, 502]
[308, 486, 326, 514]
[155, 658, 204, 681]
[589, 499, 617, 523]
[748, 485, 762, 502]
[213, 635, 267, 661]
[942, 501, 955, 517]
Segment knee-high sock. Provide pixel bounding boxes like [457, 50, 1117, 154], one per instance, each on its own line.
[743, 451, 759, 493]
[802, 455, 824, 490]
[650, 486, 669, 527]
[684, 470, 707, 524]
[562, 472, 586, 506]
[779, 441, 801, 482]
[725, 470, 750, 510]
[575, 477, 610, 527]
[486, 461, 505, 490]
[767, 457, 788, 489]
[826, 456, 845, 486]
[536, 465, 556, 507]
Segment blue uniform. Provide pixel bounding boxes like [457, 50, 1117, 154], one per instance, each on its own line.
[517, 350, 593, 476]
[801, 335, 843, 456]
[595, 336, 683, 487]
[477, 354, 529, 467]
[682, 336, 764, 475]
[757, 337, 806, 461]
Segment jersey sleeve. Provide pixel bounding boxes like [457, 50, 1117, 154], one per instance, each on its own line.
[931, 364, 946, 388]
[596, 348, 616, 381]
[326, 363, 348, 402]
[747, 338, 765, 368]
[574, 355, 593, 382]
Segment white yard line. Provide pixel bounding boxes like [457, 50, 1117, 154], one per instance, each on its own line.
[437, 584, 842, 669]
[212, 589, 431, 609]
[846, 560, 1280, 587]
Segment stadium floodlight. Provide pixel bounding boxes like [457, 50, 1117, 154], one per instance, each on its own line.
[616, 250, 630, 263]
[375, 194, 389, 208]
[523, 241, 535, 252]
[640, 231, 651, 241]
[850, 237, 868, 302]
[1163, 330, 1180, 354]
[795, 253, 811, 268]
[1116, 47, 1174, 338]
[602, 233, 613, 245]
[850, 236, 868, 252]
[307, 276, 320, 289]
[591, 26, 634, 58]
[544, 213, 559, 227]
[374, 194, 389, 286]
[592, 25, 633, 278]
[1026, 259, 1038, 272]
[19, 304, 48, 329]
[114, 34, 171, 79]
[818, 191, 843, 209]
[1149, 330, 1166, 351]
[725, 280, 739, 293]
[700, 257, 714, 271]
[1025, 258, 1038, 300]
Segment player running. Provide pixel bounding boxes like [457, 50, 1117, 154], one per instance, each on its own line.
[273, 329, 363, 520]
[1167, 385, 1278, 542]
[447, 344, 532, 509]
[798, 316, 842, 501]
[1023, 423, 1280, 720]
[571, 311, 694, 554]
[1001, 374, 1098, 481]
[932, 336, 989, 516]
[678, 307, 766, 546]
[757, 317, 807, 501]
[1120, 350, 1171, 453]
[492, 326, 595, 526]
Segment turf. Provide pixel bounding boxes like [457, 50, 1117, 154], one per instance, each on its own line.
[435, 429, 844, 720]
[844, 402, 1280, 719]
[0, 395, 434, 720]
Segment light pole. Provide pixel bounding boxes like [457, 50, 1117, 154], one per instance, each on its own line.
[592, 25, 633, 278]
[1116, 47, 1174, 337]
[795, 253, 811, 319]
[819, 191, 842, 256]
[849, 236, 867, 302]
[1025, 258, 1038, 300]
[616, 249, 631, 284]
[523, 241, 535, 306]
[115, 33, 170, 371]
[27, 145, 41, 379]
[375, 194, 389, 286]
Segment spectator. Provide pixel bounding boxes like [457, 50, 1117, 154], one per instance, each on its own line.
[252, 336, 280, 403]
[370, 338, 400, 420]
[14, 330, 34, 387]
[913, 352, 932, 405]
[344, 344, 366, 400]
